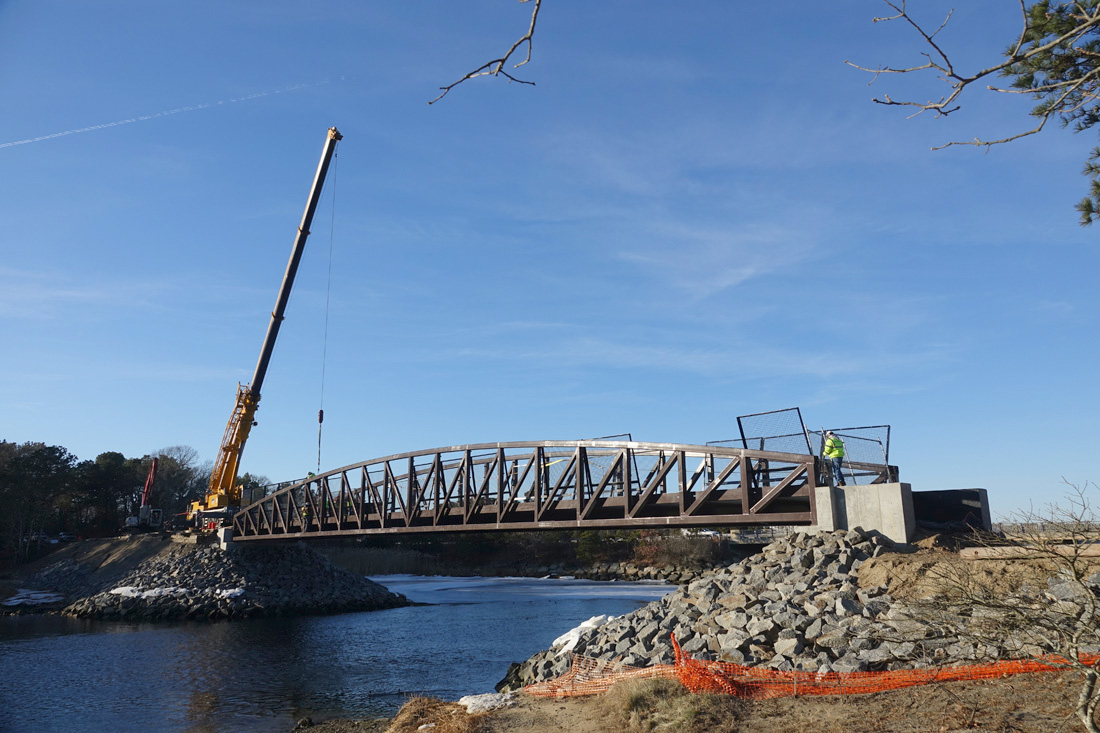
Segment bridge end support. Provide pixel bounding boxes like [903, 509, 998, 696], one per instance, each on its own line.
[809, 483, 916, 544]
[217, 526, 234, 550]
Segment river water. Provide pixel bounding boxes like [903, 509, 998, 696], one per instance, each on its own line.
[0, 575, 672, 732]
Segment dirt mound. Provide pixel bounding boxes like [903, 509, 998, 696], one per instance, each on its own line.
[855, 548, 1065, 600]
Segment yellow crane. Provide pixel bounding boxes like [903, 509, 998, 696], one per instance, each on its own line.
[189, 127, 342, 527]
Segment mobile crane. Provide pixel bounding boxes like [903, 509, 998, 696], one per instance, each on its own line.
[189, 127, 342, 529]
[123, 457, 162, 533]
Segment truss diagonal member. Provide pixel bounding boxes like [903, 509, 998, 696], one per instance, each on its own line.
[383, 461, 410, 527]
[437, 450, 472, 524]
[339, 472, 361, 529]
[305, 484, 320, 531]
[538, 449, 579, 522]
[469, 450, 500, 524]
[686, 456, 742, 516]
[287, 492, 302, 532]
[501, 450, 537, 519]
[321, 481, 337, 527]
[262, 500, 274, 534]
[421, 454, 440, 523]
[581, 449, 626, 522]
[749, 464, 806, 515]
[244, 505, 258, 535]
[275, 495, 289, 533]
[628, 451, 681, 519]
[240, 508, 257, 535]
[363, 467, 387, 530]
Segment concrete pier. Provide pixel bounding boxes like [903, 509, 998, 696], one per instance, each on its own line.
[811, 483, 991, 544]
[811, 483, 915, 543]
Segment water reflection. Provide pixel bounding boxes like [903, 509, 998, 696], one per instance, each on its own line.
[0, 576, 671, 732]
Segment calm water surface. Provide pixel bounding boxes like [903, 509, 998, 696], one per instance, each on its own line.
[0, 575, 671, 732]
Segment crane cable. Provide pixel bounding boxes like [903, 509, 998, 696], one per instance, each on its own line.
[317, 146, 339, 473]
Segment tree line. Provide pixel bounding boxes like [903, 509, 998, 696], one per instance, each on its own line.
[0, 440, 268, 566]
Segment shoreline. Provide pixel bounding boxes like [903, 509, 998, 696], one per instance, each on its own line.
[4, 531, 1093, 731]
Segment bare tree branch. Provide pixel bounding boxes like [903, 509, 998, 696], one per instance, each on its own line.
[430, 0, 543, 105]
[846, 0, 1100, 140]
[851, 0, 1100, 223]
[932, 67, 1100, 150]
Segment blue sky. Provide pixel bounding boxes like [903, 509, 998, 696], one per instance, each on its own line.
[1, 1, 1096, 518]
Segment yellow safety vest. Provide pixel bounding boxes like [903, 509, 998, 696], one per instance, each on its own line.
[824, 436, 844, 459]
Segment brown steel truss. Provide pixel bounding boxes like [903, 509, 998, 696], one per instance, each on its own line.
[232, 440, 898, 541]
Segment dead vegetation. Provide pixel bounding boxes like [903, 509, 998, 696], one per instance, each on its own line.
[596, 678, 747, 732]
[384, 696, 487, 733]
[856, 547, 1067, 601]
[381, 671, 1080, 732]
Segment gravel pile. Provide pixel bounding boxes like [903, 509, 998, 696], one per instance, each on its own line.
[25, 558, 97, 598]
[62, 542, 407, 621]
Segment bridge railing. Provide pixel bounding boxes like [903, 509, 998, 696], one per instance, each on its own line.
[232, 440, 899, 540]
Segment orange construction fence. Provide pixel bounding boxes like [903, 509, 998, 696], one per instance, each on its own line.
[524, 633, 1096, 699]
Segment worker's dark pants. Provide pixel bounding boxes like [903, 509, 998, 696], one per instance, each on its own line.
[831, 457, 846, 486]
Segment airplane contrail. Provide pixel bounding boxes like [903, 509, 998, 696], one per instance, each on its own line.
[0, 80, 333, 149]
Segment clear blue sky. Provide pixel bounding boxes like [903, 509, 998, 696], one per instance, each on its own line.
[1, 1, 1095, 518]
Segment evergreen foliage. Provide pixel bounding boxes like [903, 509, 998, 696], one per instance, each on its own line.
[1002, 1, 1100, 224]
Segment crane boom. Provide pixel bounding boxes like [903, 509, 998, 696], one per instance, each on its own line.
[191, 127, 343, 521]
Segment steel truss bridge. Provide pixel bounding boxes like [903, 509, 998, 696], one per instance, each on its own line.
[232, 440, 898, 541]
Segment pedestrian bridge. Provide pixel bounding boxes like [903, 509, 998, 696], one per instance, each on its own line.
[231, 440, 898, 541]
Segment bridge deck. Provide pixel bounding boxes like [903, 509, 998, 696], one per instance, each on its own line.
[232, 441, 897, 541]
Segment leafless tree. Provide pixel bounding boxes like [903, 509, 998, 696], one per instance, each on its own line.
[848, 1, 1100, 147]
[910, 482, 1100, 732]
[151, 445, 208, 518]
[430, 0, 543, 104]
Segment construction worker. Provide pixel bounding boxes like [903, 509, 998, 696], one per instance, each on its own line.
[823, 431, 847, 487]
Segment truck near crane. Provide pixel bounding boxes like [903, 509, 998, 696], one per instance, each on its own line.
[188, 127, 342, 534]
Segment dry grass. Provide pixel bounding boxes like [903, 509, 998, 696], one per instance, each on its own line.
[319, 670, 1084, 732]
[597, 678, 747, 732]
[384, 696, 486, 733]
[737, 674, 1081, 733]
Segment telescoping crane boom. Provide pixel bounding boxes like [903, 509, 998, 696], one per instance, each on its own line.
[123, 457, 162, 532]
[189, 127, 342, 526]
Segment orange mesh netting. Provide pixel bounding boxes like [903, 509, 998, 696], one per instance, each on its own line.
[525, 655, 679, 698]
[524, 633, 1098, 700]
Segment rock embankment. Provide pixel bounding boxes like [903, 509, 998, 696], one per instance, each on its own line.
[498, 528, 1062, 690]
[556, 562, 710, 585]
[54, 541, 407, 621]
